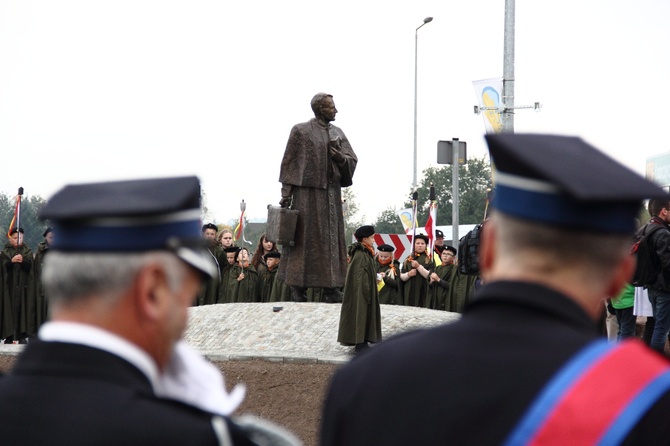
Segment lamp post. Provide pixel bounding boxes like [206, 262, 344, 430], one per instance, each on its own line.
[413, 16, 433, 191]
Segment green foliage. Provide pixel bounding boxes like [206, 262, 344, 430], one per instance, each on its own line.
[373, 207, 404, 234]
[343, 187, 363, 244]
[0, 193, 48, 249]
[403, 157, 492, 226]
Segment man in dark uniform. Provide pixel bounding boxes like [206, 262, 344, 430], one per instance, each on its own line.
[0, 176, 295, 445]
[277, 92, 357, 303]
[321, 134, 670, 445]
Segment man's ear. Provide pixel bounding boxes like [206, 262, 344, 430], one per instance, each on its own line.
[134, 264, 168, 322]
[480, 220, 495, 279]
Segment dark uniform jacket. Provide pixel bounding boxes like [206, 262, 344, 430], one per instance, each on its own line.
[0, 341, 254, 445]
[321, 281, 670, 445]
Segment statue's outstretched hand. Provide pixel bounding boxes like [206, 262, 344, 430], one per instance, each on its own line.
[279, 197, 291, 208]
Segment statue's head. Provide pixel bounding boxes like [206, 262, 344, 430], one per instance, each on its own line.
[311, 93, 337, 122]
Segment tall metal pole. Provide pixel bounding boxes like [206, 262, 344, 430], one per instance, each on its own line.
[413, 17, 433, 190]
[452, 139, 459, 245]
[502, 0, 515, 133]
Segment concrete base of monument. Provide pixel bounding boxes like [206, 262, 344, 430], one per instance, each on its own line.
[184, 302, 460, 364]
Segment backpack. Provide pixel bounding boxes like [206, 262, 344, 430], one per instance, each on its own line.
[458, 222, 485, 275]
[630, 222, 665, 287]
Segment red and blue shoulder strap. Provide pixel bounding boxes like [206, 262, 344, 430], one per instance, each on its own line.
[503, 339, 670, 446]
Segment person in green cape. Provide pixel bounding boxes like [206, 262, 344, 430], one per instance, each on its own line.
[337, 225, 382, 354]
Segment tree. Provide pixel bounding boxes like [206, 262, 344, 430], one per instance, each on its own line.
[373, 207, 404, 234]
[402, 156, 492, 226]
[342, 187, 363, 245]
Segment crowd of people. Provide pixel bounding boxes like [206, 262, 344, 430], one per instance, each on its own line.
[0, 227, 52, 344]
[193, 223, 479, 315]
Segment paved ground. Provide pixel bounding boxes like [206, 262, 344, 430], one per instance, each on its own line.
[185, 302, 460, 364]
[0, 303, 460, 362]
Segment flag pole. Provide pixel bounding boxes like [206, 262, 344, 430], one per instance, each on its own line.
[411, 190, 418, 258]
[428, 184, 436, 256]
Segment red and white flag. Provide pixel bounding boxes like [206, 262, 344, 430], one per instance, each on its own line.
[424, 201, 437, 255]
[7, 187, 23, 240]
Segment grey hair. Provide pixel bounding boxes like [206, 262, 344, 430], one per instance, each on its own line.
[43, 251, 188, 305]
[493, 212, 630, 276]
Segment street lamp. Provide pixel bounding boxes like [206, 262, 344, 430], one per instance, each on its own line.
[413, 16, 433, 191]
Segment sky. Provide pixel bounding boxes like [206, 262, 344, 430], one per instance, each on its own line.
[1, 0, 669, 226]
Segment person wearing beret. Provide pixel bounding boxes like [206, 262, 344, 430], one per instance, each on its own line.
[0, 176, 300, 445]
[321, 134, 670, 445]
[217, 246, 240, 304]
[27, 227, 55, 334]
[400, 233, 434, 308]
[225, 247, 260, 303]
[265, 251, 291, 303]
[195, 223, 222, 306]
[1, 227, 33, 344]
[428, 246, 457, 311]
[258, 250, 279, 302]
[337, 225, 382, 353]
[375, 244, 402, 305]
[432, 228, 446, 264]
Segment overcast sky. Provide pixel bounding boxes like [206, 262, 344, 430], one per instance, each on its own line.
[1, 0, 668, 226]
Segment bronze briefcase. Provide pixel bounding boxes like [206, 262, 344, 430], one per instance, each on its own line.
[266, 205, 299, 246]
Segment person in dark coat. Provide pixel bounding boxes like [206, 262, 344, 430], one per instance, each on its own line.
[321, 134, 670, 446]
[226, 247, 259, 303]
[400, 234, 434, 308]
[259, 250, 280, 302]
[27, 227, 54, 333]
[337, 225, 382, 353]
[1, 227, 33, 343]
[428, 245, 457, 311]
[277, 92, 358, 303]
[195, 223, 221, 306]
[375, 243, 402, 305]
[217, 246, 239, 304]
[0, 176, 298, 445]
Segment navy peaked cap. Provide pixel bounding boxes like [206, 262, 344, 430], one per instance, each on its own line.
[486, 134, 669, 234]
[39, 176, 216, 277]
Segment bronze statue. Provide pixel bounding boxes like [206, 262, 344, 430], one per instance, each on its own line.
[277, 93, 358, 302]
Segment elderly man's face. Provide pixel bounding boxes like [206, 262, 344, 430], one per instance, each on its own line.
[320, 97, 338, 122]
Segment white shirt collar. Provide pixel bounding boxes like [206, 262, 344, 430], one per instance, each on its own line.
[39, 321, 161, 393]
